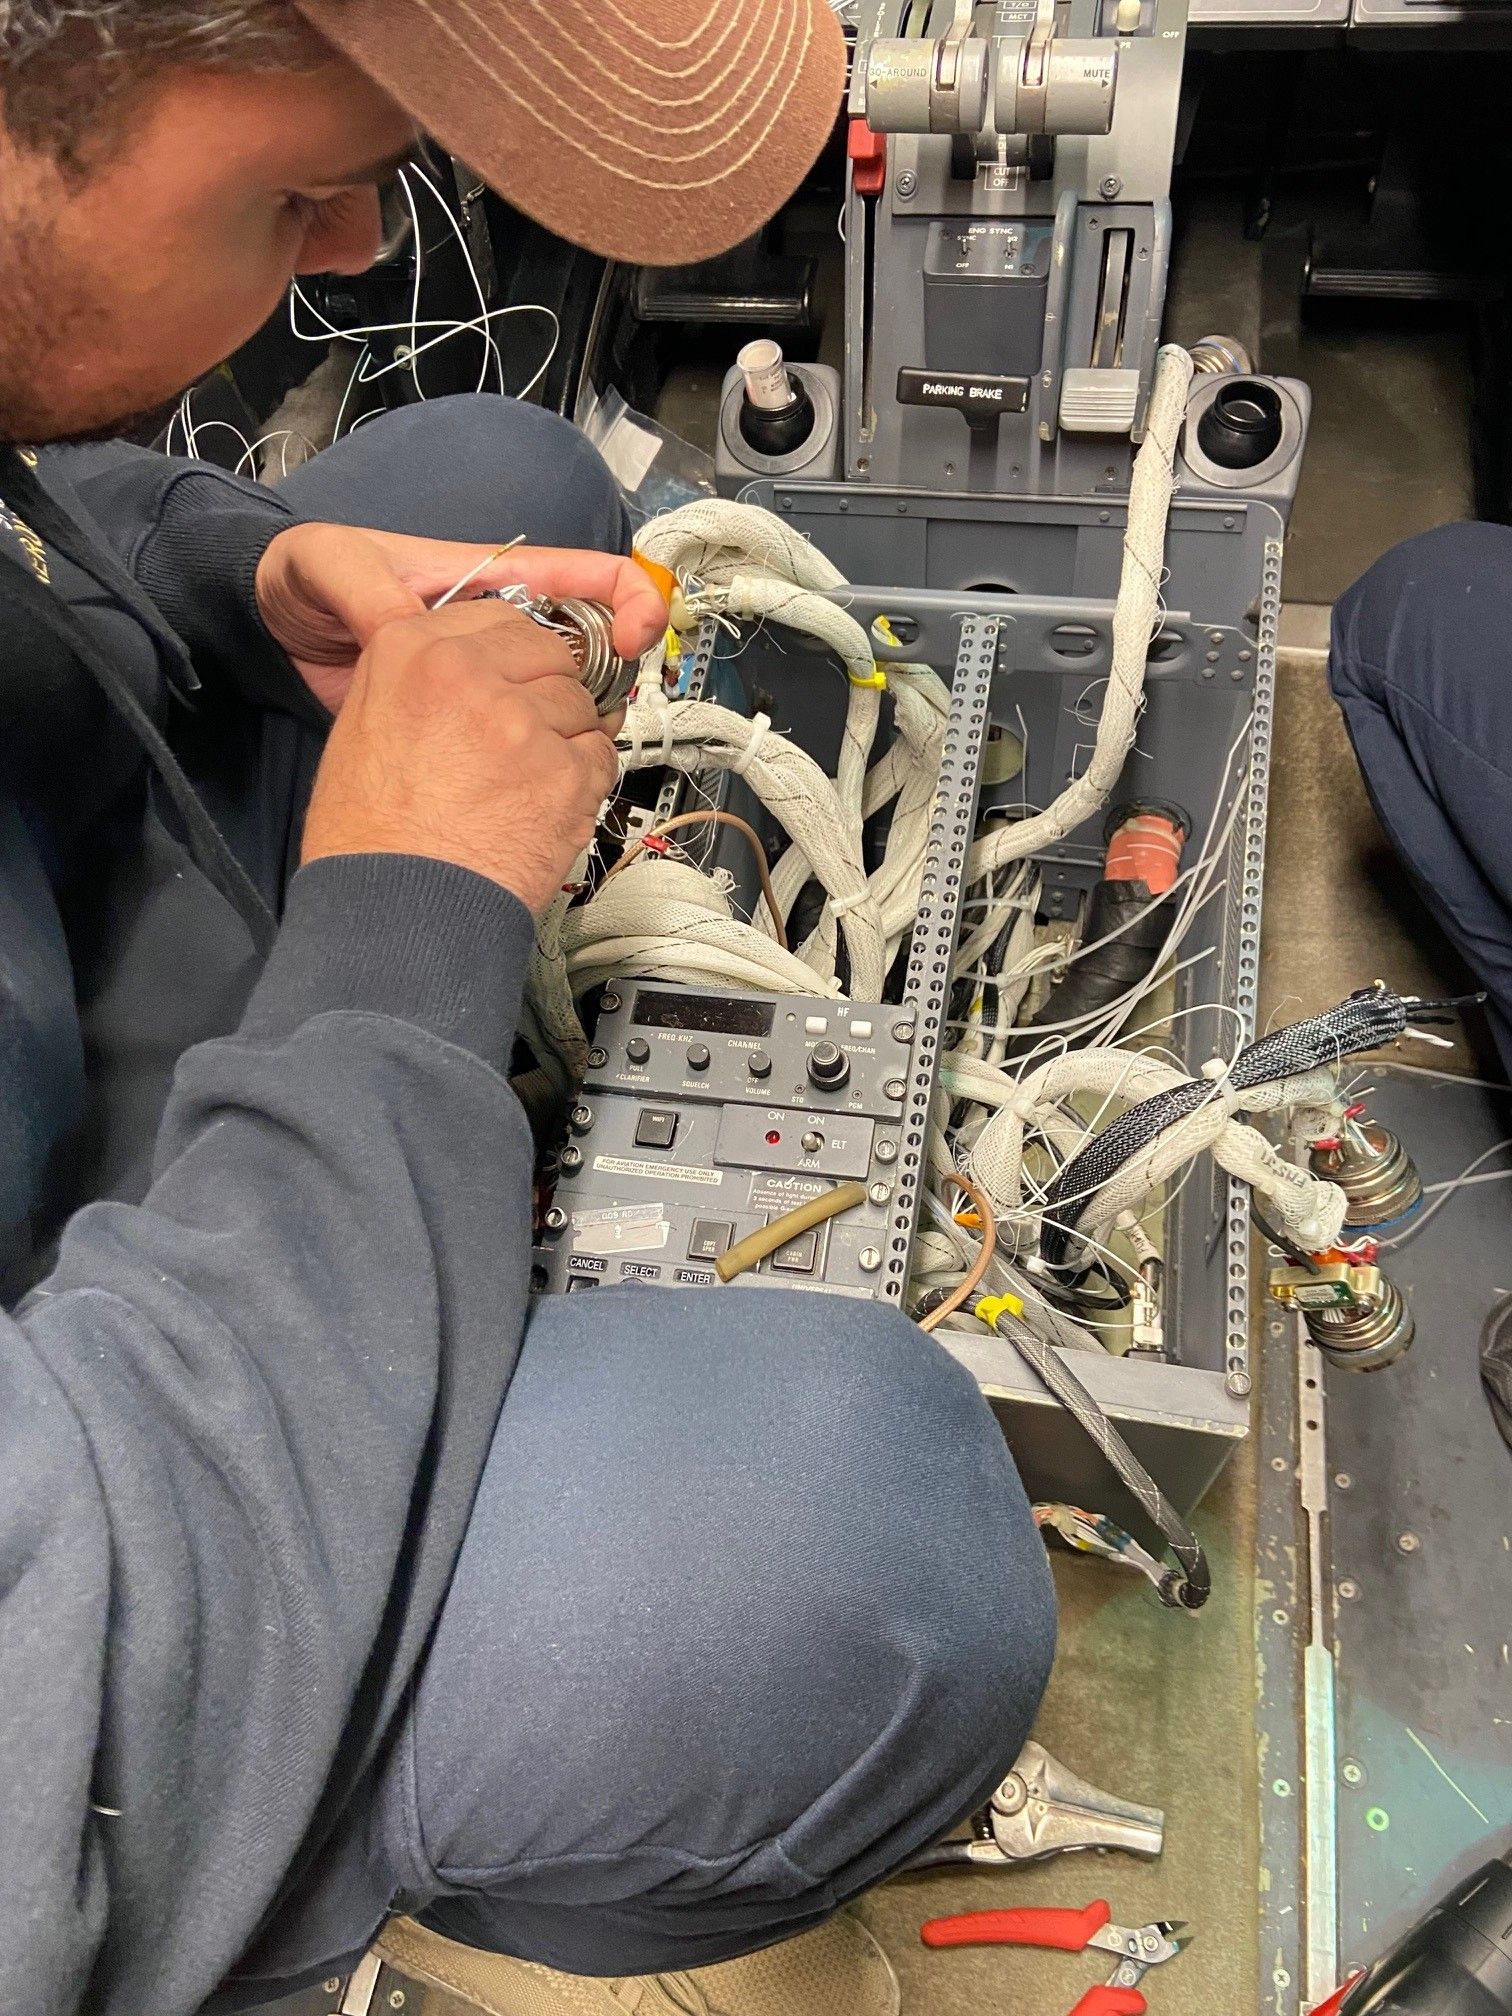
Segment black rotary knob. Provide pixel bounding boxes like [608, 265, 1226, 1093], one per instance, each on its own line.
[807, 1041, 850, 1090]
[687, 1044, 711, 1072]
[626, 1037, 650, 1065]
[747, 1051, 773, 1080]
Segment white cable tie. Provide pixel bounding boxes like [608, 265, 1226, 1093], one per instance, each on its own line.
[660, 709, 678, 769]
[627, 710, 646, 769]
[828, 887, 869, 919]
[729, 712, 772, 778]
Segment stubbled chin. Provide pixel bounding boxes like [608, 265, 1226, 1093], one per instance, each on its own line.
[0, 388, 186, 450]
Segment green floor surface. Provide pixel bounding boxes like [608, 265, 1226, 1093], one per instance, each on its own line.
[855, 1449, 1260, 2015]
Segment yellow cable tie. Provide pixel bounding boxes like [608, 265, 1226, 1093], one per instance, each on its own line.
[873, 615, 902, 648]
[975, 1292, 1025, 1329]
[849, 663, 888, 690]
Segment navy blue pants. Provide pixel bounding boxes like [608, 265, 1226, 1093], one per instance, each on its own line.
[285, 399, 1057, 1976]
[1332, 522, 1512, 1072]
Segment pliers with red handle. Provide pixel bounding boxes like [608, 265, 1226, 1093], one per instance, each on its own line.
[919, 1898, 1190, 2016]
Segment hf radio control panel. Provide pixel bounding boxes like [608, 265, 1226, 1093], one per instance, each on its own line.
[535, 982, 917, 1298]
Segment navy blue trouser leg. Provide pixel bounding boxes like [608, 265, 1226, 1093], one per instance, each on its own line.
[276, 394, 633, 554]
[373, 1287, 1058, 1978]
[1330, 521, 1512, 1072]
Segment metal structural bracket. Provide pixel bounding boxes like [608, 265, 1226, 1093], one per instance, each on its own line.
[884, 613, 997, 1304]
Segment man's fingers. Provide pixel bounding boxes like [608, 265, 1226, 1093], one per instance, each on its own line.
[517, 673, 603, 740]
[360, 531, 669, 658]
[288, 525, 428, 650]
[505, 549, 668, 658]
[385, 600, 581, 684]
[572, 722, 624, 802]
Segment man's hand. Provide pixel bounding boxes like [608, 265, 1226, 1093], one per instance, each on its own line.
[255, 522, 667, 715]
[300, 599, 621, 917]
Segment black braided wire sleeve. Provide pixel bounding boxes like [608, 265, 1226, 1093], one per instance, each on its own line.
[1038, 987, 1420, 1269]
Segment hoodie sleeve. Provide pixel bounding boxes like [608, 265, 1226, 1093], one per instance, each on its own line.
[42, 441, 322, 724]
[0, 853, 539, 2016]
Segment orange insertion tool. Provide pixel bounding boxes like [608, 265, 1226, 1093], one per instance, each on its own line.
[919, 1899, 1190, 2016]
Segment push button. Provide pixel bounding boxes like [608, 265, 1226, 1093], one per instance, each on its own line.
[769, 1227, 820, 1273]
[688, 1219, 735, 1260]
[634, 1108, 678, 1149]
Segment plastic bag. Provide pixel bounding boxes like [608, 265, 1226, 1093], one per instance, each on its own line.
[577, 385, 715, 524]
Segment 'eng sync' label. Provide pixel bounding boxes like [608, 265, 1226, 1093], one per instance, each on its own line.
[896, 368, 1029, 420]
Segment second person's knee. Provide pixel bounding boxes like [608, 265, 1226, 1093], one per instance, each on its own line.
[394, 393, 632, 553]
[1332, 520, 1512, 710]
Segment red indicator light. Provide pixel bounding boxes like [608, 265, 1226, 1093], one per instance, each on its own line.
[766, 1130, 782, 1145]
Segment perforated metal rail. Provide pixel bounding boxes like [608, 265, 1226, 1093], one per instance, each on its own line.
[654, 626, 718, 828]
[1219, 535, 1284, 1396]
[882, 616, 997, 1304]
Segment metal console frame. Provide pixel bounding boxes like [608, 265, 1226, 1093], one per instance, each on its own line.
[671, 534, 1282, 1528]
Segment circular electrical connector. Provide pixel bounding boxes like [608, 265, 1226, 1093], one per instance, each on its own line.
[551, 597, 637, 716]
[481, 588, 635, 716]
[1304, 1271, 1415, 1373]
[1308, 1120, 1422, 1230]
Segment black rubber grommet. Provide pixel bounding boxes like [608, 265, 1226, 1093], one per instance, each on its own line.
[1196, 379, 1284, 470]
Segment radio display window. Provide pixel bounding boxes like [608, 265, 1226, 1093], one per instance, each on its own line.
[631, 990, 775, 1037]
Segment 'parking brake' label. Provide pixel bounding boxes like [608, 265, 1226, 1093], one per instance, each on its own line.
[896, 368, 1029, 419]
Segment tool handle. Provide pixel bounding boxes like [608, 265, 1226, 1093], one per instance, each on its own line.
[1307, 1979, 1364, 2016]
[1067, 1990, 1146, 2016]
[920, 1901, 1112, 1951]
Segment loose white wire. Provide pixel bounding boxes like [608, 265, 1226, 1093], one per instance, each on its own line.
[1381, 1137, 1512, 1250]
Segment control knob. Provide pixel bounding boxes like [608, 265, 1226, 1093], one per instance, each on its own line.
[807, 1040, 851, 1090]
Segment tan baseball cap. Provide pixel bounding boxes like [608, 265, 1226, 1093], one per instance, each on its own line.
[293, 0, 848, 267]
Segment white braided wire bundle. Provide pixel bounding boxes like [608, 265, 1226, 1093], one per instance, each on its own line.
[968, 344, 1195, 882]
[950, 1048, 1347, 1255]
[519, 408, 1356, 1351]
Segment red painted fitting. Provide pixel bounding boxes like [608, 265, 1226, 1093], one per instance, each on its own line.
[1105, 811, 1184, 894]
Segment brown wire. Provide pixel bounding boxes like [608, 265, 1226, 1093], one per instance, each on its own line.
[604, 809, 788, 949]
[918, 1170, 999, 1334]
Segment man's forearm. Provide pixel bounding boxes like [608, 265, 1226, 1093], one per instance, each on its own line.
[40, 442, 321, 721]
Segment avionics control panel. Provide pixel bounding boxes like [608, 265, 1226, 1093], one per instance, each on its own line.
[535, 982, 917, 1298]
